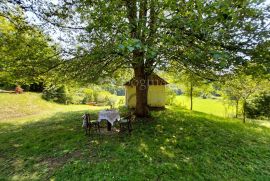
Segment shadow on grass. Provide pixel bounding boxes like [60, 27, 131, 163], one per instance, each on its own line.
[0, 108, 270, 180]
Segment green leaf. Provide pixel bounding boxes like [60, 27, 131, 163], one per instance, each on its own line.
[127, 46, 134, 52]
[118, 44, 125, 49]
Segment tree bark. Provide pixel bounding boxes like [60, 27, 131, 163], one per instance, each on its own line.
[243, 100, 246, 123]
[134, 65, 149, 117]
[190, 82, 193, 111]
[236, 99, 239, 118]
[126, 0, 153, 117]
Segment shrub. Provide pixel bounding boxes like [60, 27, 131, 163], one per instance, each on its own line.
[96, 91, 122, 108]
[82, 88, 122, 107]
[82, 88, 95, 104]
[0, 82, 15, 91]
[69, 94, 84, 104]
[246, 91, 270, 120]
[245, 101, 259, 119]
[106, 94, 119, 108]
[96, 91, 112, 103]
[42, 85, 72, 104]
[118, 106, 132, 117]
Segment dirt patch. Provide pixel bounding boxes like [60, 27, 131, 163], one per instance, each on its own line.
[98, 127, 120, 135]
[40, 150, 83, 179]
[42, 150, 82, 168]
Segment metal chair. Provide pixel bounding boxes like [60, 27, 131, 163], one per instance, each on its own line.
[82, 113, 100, 135]
[119, 114, 135, 133]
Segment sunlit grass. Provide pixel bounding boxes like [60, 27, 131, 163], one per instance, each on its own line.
[174, 95, 236, 117]
[0, 93, 108, 123]
[0, 93, 270, 180]
[0, 92, 59, 120]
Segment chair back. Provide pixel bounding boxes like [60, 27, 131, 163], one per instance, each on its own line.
[85, 113, 90, 127]
[125, 113, 135, 123]
[130, 114, 136, 122]
[86, 113, 90, 122]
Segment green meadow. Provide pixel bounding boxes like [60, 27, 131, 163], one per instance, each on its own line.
[174, 96, 235, 118]
[0, 93, 270, 180]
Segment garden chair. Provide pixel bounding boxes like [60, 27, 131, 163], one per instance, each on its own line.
[82, 113, 100, 135]
[119, 113, 135, 133]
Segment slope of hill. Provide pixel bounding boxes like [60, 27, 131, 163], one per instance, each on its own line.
[0, 103, 269, 180]
[0, 93, 91, 121]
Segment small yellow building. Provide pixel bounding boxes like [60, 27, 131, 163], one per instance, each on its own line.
[124, 74, 169, 108]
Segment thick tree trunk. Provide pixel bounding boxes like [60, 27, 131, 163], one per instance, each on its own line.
[190, 83, 193, 111]
[125, 0, 154, 117]
[134, 65, 149, 117]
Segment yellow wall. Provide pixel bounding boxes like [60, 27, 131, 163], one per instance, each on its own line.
[125, 86, 136, 108]
[148, 86, 166, 107]
[125, 85, 166, 108]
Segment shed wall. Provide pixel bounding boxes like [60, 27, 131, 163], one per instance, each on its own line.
[125, 85, 166, 108]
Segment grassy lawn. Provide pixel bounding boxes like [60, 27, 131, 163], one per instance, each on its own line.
[174, 95, 235, 118]
[0, 92, 55, 120]
[0, 93, 104, 123]
[0, 93, 270, 180]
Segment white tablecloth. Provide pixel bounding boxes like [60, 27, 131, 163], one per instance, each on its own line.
[98, 110, 120, 125]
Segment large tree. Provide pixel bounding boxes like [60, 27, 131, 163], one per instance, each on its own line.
[1, 0, 269, 117]
[0, 14, 61, 86]
[223, 73, 268, 122]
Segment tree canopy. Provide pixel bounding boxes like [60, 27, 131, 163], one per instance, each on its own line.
[1, 0, 269, 116]
[0, 13, 61, 85]
[222, 71, 269, 122]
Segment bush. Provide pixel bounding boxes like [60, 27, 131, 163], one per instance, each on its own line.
[42, 85, 122, 106]
[69, 94, 84, 104]
[245, 102, 259, 119]
[96, 91, 112, 103]
[82, 88, 121, 107]
[96, 91, 122, 108]
[118, 106, 132, 117]
[82, 88, 95, 104]
[42, 85, 72, 104]
[106, 94, 119, 108]
[246, 91, 270, 120]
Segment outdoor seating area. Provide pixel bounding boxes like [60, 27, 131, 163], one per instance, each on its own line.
[82, 109, 135, 135]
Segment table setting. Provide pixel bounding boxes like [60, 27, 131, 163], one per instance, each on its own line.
[98, 109, 121, 131]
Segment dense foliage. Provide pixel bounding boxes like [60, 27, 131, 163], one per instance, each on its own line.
[42, 84, 124, 107]
[42, 85, 72, 104]
[0, 15, 62, 86]
[246, 91, 270, 120]
[2, 0, 269, 116]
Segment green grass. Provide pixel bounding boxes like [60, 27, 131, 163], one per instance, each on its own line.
[174, 95, 235, 117]
[0, 93, 270, 180]
[0, 92, 66, 121]
[0, 93, 105, 123]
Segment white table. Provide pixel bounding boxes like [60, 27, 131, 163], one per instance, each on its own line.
[98, 110, 120, 130]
